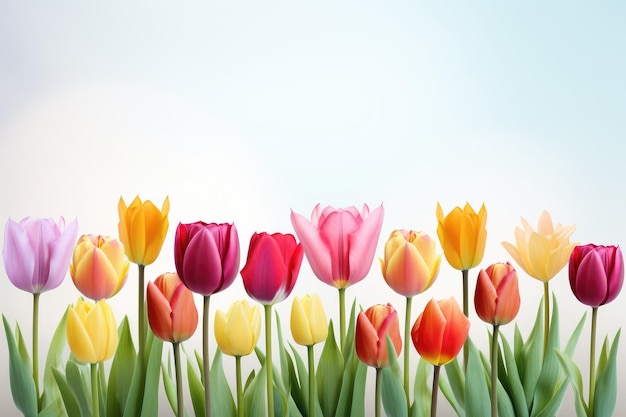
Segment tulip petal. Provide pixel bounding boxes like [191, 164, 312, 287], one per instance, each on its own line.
[67, 307, 97, 363]
[147, 281, 174, 342]
[347, 204, 385, 285]
[438, 298, 470, 365]
[574, 251, 608, 307]
[3, 219, 36, 292]
[170, 284, 198, 342]
[356, 312, 380, 368]
[46, 218, 79, 292]
[606, 248, 624, 304]
[73, 248, 119, 300]
[291, 297, 313, 346]
[214, 224, 240, 291]
[290, 210, 334, 286]
[528, 233, 551, 281]
[412, 299, 446, 365]
[214, 310, 232, 355]
[182, 230, 224, 295]
[475, 270, 497, 324]
[227, 302, 256, 356]
[494, 271, 520, 325]
[241, 234, 288, 304]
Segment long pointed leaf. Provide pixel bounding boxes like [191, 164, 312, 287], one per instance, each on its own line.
[3, 315, 38, 416]
[593, 330, 620, 417]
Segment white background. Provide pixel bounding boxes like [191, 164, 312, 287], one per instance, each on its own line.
[1, 1, 625, 416]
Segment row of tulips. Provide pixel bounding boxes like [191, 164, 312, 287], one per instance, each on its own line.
[2, 197, 623, 417]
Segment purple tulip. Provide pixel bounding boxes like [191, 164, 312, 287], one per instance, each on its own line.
[569, 244, 624, 307]
[3, 217, 78, 294]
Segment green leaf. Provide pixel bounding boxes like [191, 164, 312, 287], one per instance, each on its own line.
[595, 336, 610, 385]
[442, 357, 465, 411]
[3, 315, 38, 417]
[500, 333, 529, 417]
[65, 360, 92, 417]
[520, 298, 544, 409]
[51, 367, 82, 417]
[210, 349, 237, 417]
[185, 348, 206, 417]
[593, 330, 620, 417]
[38, 397, 66, 417]
[381, 337, 407, 417]
[555, 350, 588, 417]
[438, 368, 464, 417]
[244, 361, 267, 417]
[107, 317, 136, 417]
[464, 340, 490, 417]
[410, 358, 431, 417]
[564, 312, 587, 357]
[333, 332, 365, 417]
[316, 321, 344, 417]
[139, 332, 163, 417]
[275, 310, 291, 393]
[162, 354, 177, 415]
[348, 361, 367, 417]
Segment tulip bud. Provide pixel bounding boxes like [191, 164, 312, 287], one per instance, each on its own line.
[70, 235, 130, 300]
[355, 304, 402, 368]
[290, 294, 328, 346]
[474, 262, 520, 325]
[66, 298, 118, 363]
[569, 244, 624, 308]
[214, 300, 261, 357]
[436, 202, 487, 271]
[411, 297, 469, 366]
[147, 272, 198, 343]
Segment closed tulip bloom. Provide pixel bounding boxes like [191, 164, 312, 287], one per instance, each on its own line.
[502, 210, 576, 282]
[66, 298, 118, 363]
[175, 222, 240, 296]
[3, 216, 78, 294]
[436, 202, 487, 271]
[569, 244, 624, 308]
[70, 235, 130, 300]
[147, 272, 198, 343]
[355, 304, 402, 368]
[241, 232, 303, 305]
[290, 294, 328, 346]
[475, 262, 520, 325]
[380, 230, 442, 297]
[118, 196, 170, 266]
[291, 203, 384, 289]
[411, 298, 470, 366]
[214, 300, 261, 356]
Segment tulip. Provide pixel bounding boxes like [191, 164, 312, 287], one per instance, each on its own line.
[412, 298, 469, 417]
[241, 231, 303, 417]
[147, 272, 198, 343]
[568, 244, 624, 413]
[291, 203, 384, 349]
[3, 216, 78, 404]
[70, 234, 130, 300]
[411, 297, 469, 367]
[436, 202, 487, 272]
[174, 221, 240, 417]
[290, 294, 328, 347]
[66, 298, 118, 364]
[474, 262, 520, 326]
[118, 195, 170, 266]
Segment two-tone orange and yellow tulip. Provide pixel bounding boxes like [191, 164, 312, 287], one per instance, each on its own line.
[436, 202, 487, 271]
[355, 303, 402, 368]
[290, 294, 328, 346]
[118, 196, 170, 266]
[411, 297, 469, 366]
[146, 272, 198, 343]
[66, 298, 118, 363]
[380, 229, 442, 297]
[474, 262, 520, 325]
[70, 235, 130, 300]
[214, 300, 261, 357]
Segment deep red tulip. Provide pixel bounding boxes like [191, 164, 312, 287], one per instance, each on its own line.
[569, 244, 624, 308]
[355, 304, 402, 368]
[241, 232, 303, 305]
[474, 262, 520, 325]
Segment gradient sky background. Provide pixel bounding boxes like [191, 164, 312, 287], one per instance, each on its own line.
[1, 2, 625, 416]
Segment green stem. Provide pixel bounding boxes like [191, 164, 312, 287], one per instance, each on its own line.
[138, 264, 146, 375]
[204, 296, 212, 417]
[308, 345, 315, 417]
[431, 365, 441, 417]
[174, 342, 183, 417]
[265, 304, 274, 417]
[589, 307, 598, 414]
[339, 288, 346, 352]
[462, 269, 469, 370]
[33, 292, 40, 407]
[236, 356, 244, 417]
[543, 282, 549, 358]
[491, 325, 500, 417]
[404, 296, 413, 408]
[375, 367, 382, 417]
[91, 363, 99, 417]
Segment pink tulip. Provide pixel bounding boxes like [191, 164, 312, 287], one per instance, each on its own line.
[3, 217, 78, 294]
[241, 232, 303, 305]
[174, 222, 240, 296]
[569, 244, 624, 307]
[290, 203, 384, 289]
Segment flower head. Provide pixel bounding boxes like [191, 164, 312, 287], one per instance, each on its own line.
[436, 202, 487, 271]
[214, 300, 261, 357]
[569, 244, 624, 307]
[290, 294, 328, 346]
[355, 303, 402, 368]
[66, 298, 118, 363]
[474, 262, 520, 325]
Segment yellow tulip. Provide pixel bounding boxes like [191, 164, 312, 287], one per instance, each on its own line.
[502, 210, 576, 282]
[436, 202, 487, 271]
[214, 300, 261, 357]
[66, 298, 118, 363]
[118, 196, 170, 266]
[290, 294, 328, 346]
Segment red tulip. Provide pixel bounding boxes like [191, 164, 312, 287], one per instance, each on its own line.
[411, 298, 469, 366]
[569, 244, 624, 308]
[474, 262, 520, 325]
[241, 232, 303, 305]
[147, 272, 198, 343]
[174, 222, 240, 296]
[355, 304, 402, 368]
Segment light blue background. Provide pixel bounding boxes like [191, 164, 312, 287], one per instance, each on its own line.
[1, 1, 625, 416]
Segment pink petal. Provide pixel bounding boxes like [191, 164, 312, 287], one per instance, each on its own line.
[290, 210, 333, 285]
[348, 204, 385, 285]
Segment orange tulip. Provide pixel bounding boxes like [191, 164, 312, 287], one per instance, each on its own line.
[147, 272, 198, 343]
[474, 262, 520, 325]
[411, 298, 469, 366]
[436, 202, 487, 271]
[355, 304, 402, 368]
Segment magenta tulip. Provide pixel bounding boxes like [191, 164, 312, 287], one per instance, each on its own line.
[569, 244, 624, 308]
[174, 222, 240, 296]
[241, 232, 303, 305]
[290, 203, 384, 289]
[3, 217, 78, 294]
